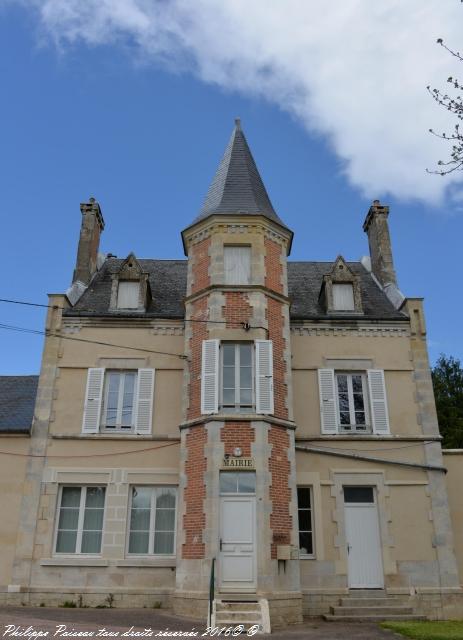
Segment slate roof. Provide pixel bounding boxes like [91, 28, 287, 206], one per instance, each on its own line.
[65, 258, 406, 321]
[191, 120, 289, 229]
[0, 375, 38, 433]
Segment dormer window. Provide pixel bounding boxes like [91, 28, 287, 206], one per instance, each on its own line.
[117, 281, 139, 309]
[332, 283, 355, 311]
[322, 256, 363, 315]
[109, 252, 151, 312]
[224, 246, 251, 285]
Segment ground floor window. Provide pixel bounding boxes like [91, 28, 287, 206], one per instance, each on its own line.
[55, 486, 106, 554]
[128, 486, 177, 555]
[297, 487, 314, 557]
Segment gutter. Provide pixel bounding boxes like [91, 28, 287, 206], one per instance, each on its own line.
[295, 444, 447, 473]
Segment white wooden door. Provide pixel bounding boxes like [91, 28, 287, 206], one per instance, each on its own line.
[344, 489, 383, 588]
[219, 496, 256, 591]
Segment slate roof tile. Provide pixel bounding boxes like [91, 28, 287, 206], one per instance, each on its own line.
[0, 375, 38, 433]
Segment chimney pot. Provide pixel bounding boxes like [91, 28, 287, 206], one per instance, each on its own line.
[363, 200, 397, 288]
[72, 198, 105, 285]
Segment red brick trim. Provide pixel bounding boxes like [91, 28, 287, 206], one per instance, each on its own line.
[182, 426, 207, 559]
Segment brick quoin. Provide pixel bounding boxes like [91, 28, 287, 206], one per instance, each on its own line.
[223, 292, 252, 329]
[187, 296, 208, 421]
[182, 427, 207, 559]
[268, 426, 292, 559]
[264, 237, 284, 294]
[267, 297, 288, 420]
[190, 237, 211, 295]
[221, 422, 255, 457]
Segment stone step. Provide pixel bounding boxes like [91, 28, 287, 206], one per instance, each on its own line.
[216, 602, 261, 612]
[331, 605, 414, 617]
[340, 597, 402, 607]
[347, 590, 387, 598]
[215, 611, 262, 622]
[324, 614, 426, 623]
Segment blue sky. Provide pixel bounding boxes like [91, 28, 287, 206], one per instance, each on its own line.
[1, 2, 463, 374]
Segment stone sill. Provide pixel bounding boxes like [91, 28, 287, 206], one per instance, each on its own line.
[40, 558, 109, 567]
[116, 558, 176, 568]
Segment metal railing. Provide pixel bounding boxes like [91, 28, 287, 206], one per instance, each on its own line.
[208, 557, 216, 627]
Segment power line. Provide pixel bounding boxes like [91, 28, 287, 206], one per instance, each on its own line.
[0, 322, 188, 360]
[0, 297, 256, 329]
[0, 440, 180, 459]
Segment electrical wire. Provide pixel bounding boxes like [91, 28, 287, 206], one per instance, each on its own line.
[296, 440, 438, 452]
[0, 440, 180, 459]
[0, 322, 188, 360]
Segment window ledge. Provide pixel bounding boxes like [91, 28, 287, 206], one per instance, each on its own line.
[51, 435, 180, 441]
[116, 558, 176, 568]
[299, 555, 316, 560]
[41, 558, 108, 567]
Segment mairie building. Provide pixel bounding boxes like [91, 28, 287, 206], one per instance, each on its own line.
[2, 120, 463, 629]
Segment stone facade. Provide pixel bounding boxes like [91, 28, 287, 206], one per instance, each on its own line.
[1, 123, 463, 627]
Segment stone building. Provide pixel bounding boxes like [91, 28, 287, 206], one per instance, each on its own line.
[1, 120, 463, 628]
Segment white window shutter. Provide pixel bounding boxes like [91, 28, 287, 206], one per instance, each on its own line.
[224, 247, 251, 285]
[255, 340, 274, 415]
[367, 369, 390, 434]
[117, 281, 139, 309]
[82, 368, 105, 434]
[201, 340, 219, 414]
[318, 369, 337, 434]
[134, 369, 155, 434]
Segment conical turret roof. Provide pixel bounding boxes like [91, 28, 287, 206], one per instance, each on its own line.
[192, 119, 288, 228]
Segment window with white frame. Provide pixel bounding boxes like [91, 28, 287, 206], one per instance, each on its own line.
[55, 486, 105, 554]
[221, 343, 254, 413]
[102, 370, 137, 430]
[332, 283, 355, 311]
[335, 372, 370, 432]
[224, 246, 251, 285]
[117, 281, 140, 309]
[128, 486, 177, 555]
[297, 487, 314, 557]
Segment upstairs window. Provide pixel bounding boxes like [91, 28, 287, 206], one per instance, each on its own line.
[221, 343, 254, 413]
[335, 373, 370, 432]
[332, 283, 355, 311]
[117, 281, 139, 309]
[224, 246, 251, 285]
[102, 371, 137, 431]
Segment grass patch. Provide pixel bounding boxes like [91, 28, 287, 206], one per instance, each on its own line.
[381, 621, 463, 639]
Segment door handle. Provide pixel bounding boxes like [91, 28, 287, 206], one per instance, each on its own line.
[220, 538, 223, 551]
[347, 543, 351, 555]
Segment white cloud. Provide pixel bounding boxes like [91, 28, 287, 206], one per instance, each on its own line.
[14, 0, 463, 205]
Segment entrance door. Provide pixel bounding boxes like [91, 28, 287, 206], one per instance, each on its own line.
[344, 486, 384, 588]
[219, 472, 256, 592]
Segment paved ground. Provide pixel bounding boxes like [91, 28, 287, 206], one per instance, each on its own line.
[0, 607, 396, 639]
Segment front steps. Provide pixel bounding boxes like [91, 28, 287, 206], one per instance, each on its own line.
[211, 597, 271, 633]
[323, 590, 426, 622]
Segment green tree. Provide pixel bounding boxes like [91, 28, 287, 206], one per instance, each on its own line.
[432, 354, 463, 448]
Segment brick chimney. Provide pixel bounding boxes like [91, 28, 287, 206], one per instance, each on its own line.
[363, 200, 397, 287]
[72, 197, 105, 285]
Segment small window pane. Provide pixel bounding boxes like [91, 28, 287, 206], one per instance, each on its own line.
[223, 367, 235, 388]
[81, 531, 102, 554]
[344, 487, 374, 503]
[85, 487, 105, 509]
[157, 488, 176, 508]
[352, 375, 363, 392]
[337, 375, 348, 392]
[132, 486, 151, 509]
[223, 344, 235, 366]
[128, 531, 149, 554]
[153, 531, 174, 554]
[332, 283, 355, 311]
[297, 488, 311, 509]
[299, 532, 313, 556]
[220, 472, 238, 493]
[240, 344, 252, 366]
[130, 508, 151, 531]
[237, 473, 256, 493]
[56, 530, 77, 553]
[60, 487, 81, 508]
[58, 508, 79, 530]
[354, 393, 365, 411]
[83, 508, 104, 531]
